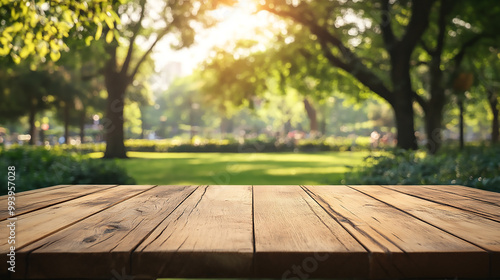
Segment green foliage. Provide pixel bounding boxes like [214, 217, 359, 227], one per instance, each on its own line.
[0, 146, 135, 195]
[0, 0, 121, 63]
[346, 146, 500, 192]
[56, 136, 374, 154]
[297, 136, 371, 152]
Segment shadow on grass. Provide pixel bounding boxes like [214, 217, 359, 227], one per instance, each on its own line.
[109, 152, 368, 185]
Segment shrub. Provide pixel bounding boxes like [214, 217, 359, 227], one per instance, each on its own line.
[0, 146, 135, 195]
[54, 136, 376, 154]
[344, 146, 500, 192]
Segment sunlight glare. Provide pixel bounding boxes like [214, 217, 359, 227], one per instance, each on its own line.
[152, 0, 277, 78]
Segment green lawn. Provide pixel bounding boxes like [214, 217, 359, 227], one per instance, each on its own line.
[89, 151, 369, 185]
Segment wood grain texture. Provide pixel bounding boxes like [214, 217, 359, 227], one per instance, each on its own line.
[132, 185, 253, 279]
[1, 184, 498, 279]
[425, 185, 500, 206]
[15, 185, 70, 196]
[304, 185, 488, 279]
[16, 185, 196, 279]
[383, 185, 500, 222]
[352, 185, 500, 278]
[0, 185, 117, 221]
[253, 185, 368, 278]
[0, 185, 154, 276]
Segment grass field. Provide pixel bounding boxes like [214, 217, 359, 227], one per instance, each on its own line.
[89, 151, 370, 185]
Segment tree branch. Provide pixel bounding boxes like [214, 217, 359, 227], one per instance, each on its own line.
[399, 0, 436, 56]
[452, 33, 486, 68]
[262, 4, 395, 105]
[412, 90, 428, 111]
[318, 39, 395, 105]
[121, 0, 147, 75]
[260, 6, 350, 58]
[435, 0, 454, 57]
[411, 60, 429, 67]
[128, 26, 172, 81]
[380, 0, 396, 50]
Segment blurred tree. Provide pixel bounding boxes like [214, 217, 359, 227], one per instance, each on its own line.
[256, 0, 439, 150]
[0, 64, 55, 145]
[211, 0, 499, 152]
[127, 73, 154, 139]
[49, 37, 108, 144]
[472, 48, 500, 144]
[412, 0, 500, 152]
[201, 26, 379, 138]
[101, 0, 234, 158]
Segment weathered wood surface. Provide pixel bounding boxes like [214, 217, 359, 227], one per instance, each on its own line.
[253, 185, 368, 278]
[306, 185, 488, 279]
[133, 185, 254, 279]
[0, 185, 116, 221]
[0, 184, 499, 279]
[0, 185, 155, 275]
[18, 185, 196, 279]
[383, 185, 500, 222]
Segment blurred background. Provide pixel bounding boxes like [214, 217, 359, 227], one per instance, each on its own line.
[0, 0, 499, 194]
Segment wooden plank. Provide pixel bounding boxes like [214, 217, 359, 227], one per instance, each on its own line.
[383, 185, 500, 222]
[425, 185, 500, 207]
[253, 185, 368, 278]
[15, 185, 196, 279]
[305, 185, 489, 279]
[132, 185, 253, 278]
[352, 185, 500, 278]
[0, 185, 117, 221]
[15, 185, 71, 196]
[0, 185, 155, 276]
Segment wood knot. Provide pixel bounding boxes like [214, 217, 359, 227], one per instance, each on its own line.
[104, 224, 121, 234]
[82, 236, 96, 243]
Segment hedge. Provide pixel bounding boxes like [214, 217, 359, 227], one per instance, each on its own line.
[0, 146, 135, 195]
[344, 146, 500, 192]
[56, 137, 373, 154]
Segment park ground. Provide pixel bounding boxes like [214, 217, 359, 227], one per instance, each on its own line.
[89, 151, 369, 185]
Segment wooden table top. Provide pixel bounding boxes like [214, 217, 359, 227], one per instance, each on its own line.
[1, 185, 499, 279]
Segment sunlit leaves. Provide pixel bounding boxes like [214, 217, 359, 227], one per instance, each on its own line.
[0, 0, 121, 64]
[95, 23, 103, 40]
[105, 29, 114, 43]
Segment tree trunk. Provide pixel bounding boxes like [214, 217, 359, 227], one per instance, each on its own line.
[28, 105, 36, 145]
[139, 106, 145, 139]
[303, 98, 318, 136]
[103, 84, 127, 158]
[190, 107, 195, 140]
[424, 105, 444, 154]
[390, 52, 418, 150]
[39, 129, 45, 146]
[393, 101, 417, 150]
[488, 90, 499, 144]
[458, 99, 465, 149]
[320, 118, 326, 136]
[80, 109, 85, 144]
[103, 45, 129, 159]
[64, 101, 70, 145]
[422, 81, 446, 153]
